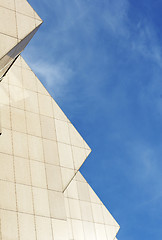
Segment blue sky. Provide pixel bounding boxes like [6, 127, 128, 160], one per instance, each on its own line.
[25, 0, 162, 239]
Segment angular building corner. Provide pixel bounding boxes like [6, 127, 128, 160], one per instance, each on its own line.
[0, 0, 120, 239]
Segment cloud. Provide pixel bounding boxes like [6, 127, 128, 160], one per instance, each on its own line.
[102, 0, 129, 36]
[29, 0, 162, 68]
[29, 59, 74, 97]
[101, 0, 162, 69]
[126, 140, 162, 192]
[24, 0, 162, 124]
[131, 21, 162, 68]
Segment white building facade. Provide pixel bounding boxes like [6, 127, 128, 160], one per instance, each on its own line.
[0, 1, 120, 239]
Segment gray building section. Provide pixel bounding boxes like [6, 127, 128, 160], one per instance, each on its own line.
[0, 1, 120, 239]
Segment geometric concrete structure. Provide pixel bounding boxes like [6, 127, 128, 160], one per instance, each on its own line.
[0, 1, 120, 239]
[0, 0, 42, 79]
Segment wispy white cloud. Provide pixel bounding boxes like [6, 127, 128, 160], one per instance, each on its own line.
[101, 0, 162, 69]
[126, 141, 162, 192]
[27, 0, 162, 91]
[30, 60, 74, 97]
[131, 22, 162, 68]
[102, 0, 129, 36]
